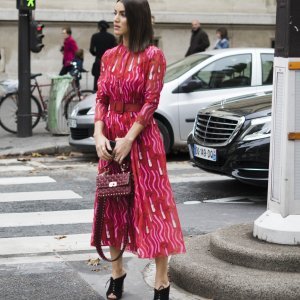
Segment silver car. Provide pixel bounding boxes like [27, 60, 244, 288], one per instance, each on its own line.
[69, 48, 274, 153]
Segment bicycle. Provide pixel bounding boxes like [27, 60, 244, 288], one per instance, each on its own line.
[0, 68, 94, 134]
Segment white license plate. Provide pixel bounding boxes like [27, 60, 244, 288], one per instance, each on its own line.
[194, 144, 217, 161]
[68, 118, 77, 128]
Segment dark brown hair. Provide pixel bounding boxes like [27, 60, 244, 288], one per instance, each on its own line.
[216, 27, 228, 40]
[63, 27, 72, 35]
[75, 49, 84, 60]
[117, 0, 153, 52]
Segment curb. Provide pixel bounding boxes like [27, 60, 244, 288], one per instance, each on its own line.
[0, 145, 73, 158]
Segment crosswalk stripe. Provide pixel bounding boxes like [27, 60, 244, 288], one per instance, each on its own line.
[169, 175, 233, 183]
[0, 176, 56, 185]
[0, 190, 82, 203]
[167, 162, 193, 171]
[0, 209, 93, 227]
[0, 166, 34, 172]
[0, 251, 135, 265]
[0, 158, 22, 165]
[0, 233, 93, 256]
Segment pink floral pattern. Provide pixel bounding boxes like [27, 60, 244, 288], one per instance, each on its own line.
[91, 44, 186, 258]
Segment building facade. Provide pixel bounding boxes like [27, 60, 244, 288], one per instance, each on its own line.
[0, 0, 276, 87]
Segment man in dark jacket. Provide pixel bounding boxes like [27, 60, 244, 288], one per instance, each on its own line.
[185, 20, 210, 57]
[90, 20, 117, 91]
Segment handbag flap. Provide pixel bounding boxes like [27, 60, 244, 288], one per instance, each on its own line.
[97, 172, 130, 189]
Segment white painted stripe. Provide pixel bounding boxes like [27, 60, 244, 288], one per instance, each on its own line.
[183, 201, 202, 205]
[167, 162, 193, 171]
[169, 175, 234, 183]
[203, 196, 253, 204]
[0, 234, 93, 255]
[0, 166, 34, 172]
[0, 159, 22, 165]
[0, 209, 93, 227]
[0, 190, 82, 203]
[0, 251, 135, 265]
[0, 176, 56, 185]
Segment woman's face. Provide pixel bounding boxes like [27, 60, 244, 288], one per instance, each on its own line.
[114, 1, 128, 37]
[216, 31, 221, 39]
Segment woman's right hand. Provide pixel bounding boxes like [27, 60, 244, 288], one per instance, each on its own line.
[95, 135, 113, 161]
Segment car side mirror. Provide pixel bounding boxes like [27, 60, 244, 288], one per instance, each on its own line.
[181, 79, 203, 93]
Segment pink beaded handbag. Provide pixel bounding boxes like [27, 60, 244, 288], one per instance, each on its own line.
[94, 160, 133, 262]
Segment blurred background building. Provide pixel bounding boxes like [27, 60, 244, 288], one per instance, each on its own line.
[0, 0, 276, 88]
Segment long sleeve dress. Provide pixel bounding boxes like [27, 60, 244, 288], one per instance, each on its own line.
[91, 44, 186, 259]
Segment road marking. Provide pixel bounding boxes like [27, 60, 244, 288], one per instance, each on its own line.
[183, 201, 202, 205]
[0, 166, 34, 172]
[169, 175, 234, 183]
[203, 196, 255, 204]
[0, 233, 94, 256]
[0, 251, 135, 265]
[167, 162, 194, 171]
[0, 209, 93, 227]
[0, 190, 82, 203]
[0, 158, 22, 165]
[0, 176, 56, 185]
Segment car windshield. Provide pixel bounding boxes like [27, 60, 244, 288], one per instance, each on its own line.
[164, 54, 212, 83]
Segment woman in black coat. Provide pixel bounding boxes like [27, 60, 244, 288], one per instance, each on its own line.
[90, 20, 117, 91]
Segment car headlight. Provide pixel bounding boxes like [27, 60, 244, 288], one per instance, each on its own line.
[87, 106, 95, 115]
[70, 105, 79, 118]
[241, 116, 271, 141]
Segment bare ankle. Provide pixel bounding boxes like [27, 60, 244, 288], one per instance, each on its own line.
[112, 269, 126, 279]
[155, 280, 169, 290]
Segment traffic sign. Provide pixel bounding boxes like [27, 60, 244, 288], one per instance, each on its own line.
[17, 0, 36, 10]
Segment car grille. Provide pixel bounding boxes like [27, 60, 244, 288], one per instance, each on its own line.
[70, 127, 93, 140]
[194, 113, 244, 146]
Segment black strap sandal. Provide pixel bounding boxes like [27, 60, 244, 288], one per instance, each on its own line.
[106, 273, 127, 300]
[153, 284, 170, 300]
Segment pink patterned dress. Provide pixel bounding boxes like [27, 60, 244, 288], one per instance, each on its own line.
[91, 44, 186, 258]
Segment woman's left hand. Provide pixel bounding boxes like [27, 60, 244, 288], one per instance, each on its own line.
[113, 137, 133, 164]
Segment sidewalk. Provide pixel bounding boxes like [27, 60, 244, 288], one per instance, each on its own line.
[0, 122, 72, 158]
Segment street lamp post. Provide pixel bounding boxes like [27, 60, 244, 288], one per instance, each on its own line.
[254, 0, 300, 244]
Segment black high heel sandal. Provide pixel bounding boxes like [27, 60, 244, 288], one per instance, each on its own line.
[153, 284, 170, 300]
[106, 273, 127, 300]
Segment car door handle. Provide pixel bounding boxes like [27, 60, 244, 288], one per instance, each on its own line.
[185, 118, 195, 123]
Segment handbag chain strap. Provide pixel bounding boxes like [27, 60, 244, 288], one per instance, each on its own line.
[98, 159, 130, 174]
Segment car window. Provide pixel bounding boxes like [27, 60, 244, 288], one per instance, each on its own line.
[261, 54, 274, 85]
[164, 54, 211, 83]
[190, 54, 252, 90]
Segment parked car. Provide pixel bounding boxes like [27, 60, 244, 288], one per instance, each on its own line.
[69, 48, 274, 153]
[187, 92, 272, 187]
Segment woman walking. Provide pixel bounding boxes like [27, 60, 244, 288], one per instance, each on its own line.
[91, 0, 186, 299]
[214, 27, 230, 49]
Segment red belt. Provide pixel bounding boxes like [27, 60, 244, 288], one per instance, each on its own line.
[109, 102, 143, 114]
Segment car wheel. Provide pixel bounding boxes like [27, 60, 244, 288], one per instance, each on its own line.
[156, 119, 171, 154]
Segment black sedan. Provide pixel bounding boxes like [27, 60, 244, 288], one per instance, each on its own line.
[187, 92, 272, 187]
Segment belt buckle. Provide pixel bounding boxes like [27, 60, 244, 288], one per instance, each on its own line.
[116, 102, 124, 114]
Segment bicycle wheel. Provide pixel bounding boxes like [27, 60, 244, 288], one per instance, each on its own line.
[64, 89, 94, 119]
[0, 93, 42, 134]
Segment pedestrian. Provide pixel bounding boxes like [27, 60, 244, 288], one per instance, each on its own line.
[90, 20, 117, 91]
[185, 20, 210, 56]
[70, 49, 85, 88]
[91, 0, 186, 299]
[214, 27, 229, 49]
[59, 27, 79, 75]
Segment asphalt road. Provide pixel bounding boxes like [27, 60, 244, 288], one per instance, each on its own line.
[0, 153, 267, 300]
